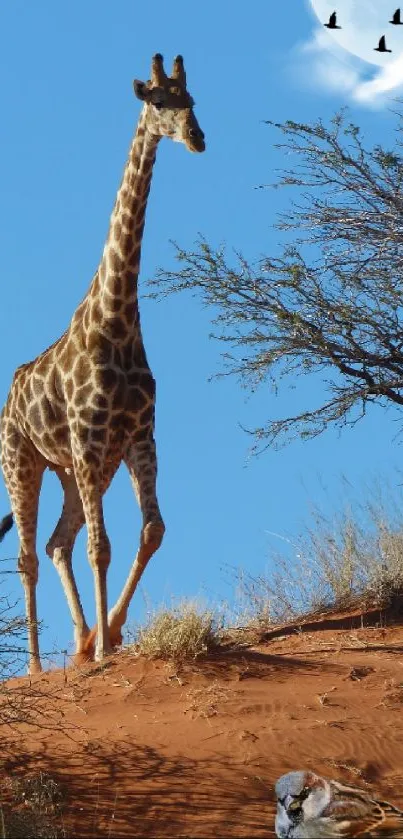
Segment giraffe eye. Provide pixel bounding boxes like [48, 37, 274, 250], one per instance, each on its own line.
[150, 88, 166, 109]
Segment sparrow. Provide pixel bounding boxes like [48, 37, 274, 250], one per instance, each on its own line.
[275, 770, 403, 837]
[0, 513, 13, 543]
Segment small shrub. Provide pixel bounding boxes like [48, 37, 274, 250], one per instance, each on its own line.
[134, 601, 220, 661]
[1, 772, 65, 838]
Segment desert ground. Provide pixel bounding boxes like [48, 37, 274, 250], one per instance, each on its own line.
[1, 606, 403, 837]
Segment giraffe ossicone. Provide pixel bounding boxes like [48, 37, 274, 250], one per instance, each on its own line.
[0, 53, 205, 674]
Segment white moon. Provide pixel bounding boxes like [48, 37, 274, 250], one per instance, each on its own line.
[309, 1, 403, 66]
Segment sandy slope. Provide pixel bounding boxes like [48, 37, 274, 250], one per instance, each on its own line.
[1, 613, 403, 837]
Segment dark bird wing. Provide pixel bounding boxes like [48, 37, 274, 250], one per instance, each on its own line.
[327, 781, 403, 837]
[393, 9, 401, 23]
[0, 514, 13, 542]
[336, 805, 403, 837]
[329, 11, 336, 26]
[379, 35, 386, 49]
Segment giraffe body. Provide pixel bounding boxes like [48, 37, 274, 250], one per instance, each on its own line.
[0, 54, 205, 673]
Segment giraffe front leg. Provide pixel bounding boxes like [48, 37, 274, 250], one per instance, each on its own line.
[72, 449, 113, 662]
[106, 437, 165, 646]
[46, 467, 90, 660]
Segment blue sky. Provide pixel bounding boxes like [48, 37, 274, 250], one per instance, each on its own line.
[0, 1, 401, 666]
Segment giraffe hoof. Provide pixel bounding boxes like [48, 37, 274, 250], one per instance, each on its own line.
[28, 663, 43, 676]
[72, 650, 94, 667]
[81, 627, 97, 659]
[81, 626, 123, 660]
[109, 627, 123, 647]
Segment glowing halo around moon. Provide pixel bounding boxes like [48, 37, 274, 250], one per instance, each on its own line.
[309, 0, 403, 67]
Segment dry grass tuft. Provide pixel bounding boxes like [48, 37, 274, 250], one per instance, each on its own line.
[133, 601, 220, 661]
[230, 484, 403, 627]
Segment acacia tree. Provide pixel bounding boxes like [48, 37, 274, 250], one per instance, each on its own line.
[149, 109, 403, 449]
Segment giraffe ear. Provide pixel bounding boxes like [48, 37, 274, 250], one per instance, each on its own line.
[133, 80, 149, 101]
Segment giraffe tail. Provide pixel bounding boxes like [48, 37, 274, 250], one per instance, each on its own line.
[0, 513, 13, 543]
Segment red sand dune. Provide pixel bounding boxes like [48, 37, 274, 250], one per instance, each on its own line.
[1, 609, 403, 837]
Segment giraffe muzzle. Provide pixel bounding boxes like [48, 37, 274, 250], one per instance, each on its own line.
[187, 127, 205, 153]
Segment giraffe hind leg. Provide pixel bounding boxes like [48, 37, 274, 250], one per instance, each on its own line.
[1, 431, 44, 674]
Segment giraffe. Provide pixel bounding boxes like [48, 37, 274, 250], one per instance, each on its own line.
[0, 54, 205, 674]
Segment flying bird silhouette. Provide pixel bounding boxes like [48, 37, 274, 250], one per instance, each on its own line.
[390, 8, 403, 24]
[0, 513, 13, 543]
[324, 11, 341, 29]
[374, 35, 392, 52]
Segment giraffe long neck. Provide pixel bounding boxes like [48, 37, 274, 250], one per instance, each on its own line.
[94, 108, 160, 334]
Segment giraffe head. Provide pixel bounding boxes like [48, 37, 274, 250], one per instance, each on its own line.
[133, 54, 205, 153]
